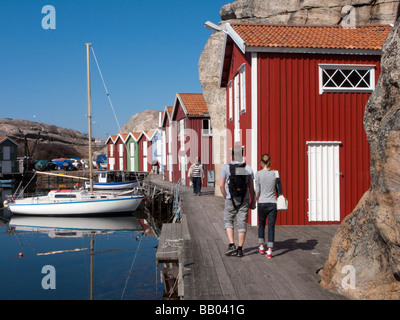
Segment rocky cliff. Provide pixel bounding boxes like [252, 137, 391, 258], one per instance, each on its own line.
[319, 18, 400, 299]
[119, 109, 161, 134]
[0, 110, 161, 160]
[0, 118, 92, 159]
[0, 118, 89, 146]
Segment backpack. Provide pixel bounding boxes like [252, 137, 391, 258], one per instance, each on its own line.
[228, 163, 248, 208]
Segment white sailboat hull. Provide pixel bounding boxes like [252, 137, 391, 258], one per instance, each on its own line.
[6, 190, 144, 216]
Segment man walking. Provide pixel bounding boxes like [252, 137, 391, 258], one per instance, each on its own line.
[220, 145, 256, 257]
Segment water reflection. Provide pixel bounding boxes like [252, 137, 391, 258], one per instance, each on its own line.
[0, 188, 163, 300]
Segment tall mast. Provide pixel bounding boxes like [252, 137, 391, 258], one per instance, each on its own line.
[86, 43, 93, 193]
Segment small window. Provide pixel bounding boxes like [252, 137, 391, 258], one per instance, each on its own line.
[202, 119, 212, 136]
[319, 64, 375, 94]
[54, 194, 77, 199]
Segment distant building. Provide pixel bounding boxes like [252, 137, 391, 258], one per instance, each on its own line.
[126, 132, 141, 172]
[105, 135, 117, 171]
[0, 137, 19, 175]
[163, 93, 214, 187]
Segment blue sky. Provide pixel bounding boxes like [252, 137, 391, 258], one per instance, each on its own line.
[0, 0, 229, 139]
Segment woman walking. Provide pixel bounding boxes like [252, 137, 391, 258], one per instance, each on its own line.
[255, 154, 283, 258]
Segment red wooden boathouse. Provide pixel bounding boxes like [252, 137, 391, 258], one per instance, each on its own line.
[219, 23, 392, 225]
[106, 135, 117, 171]
[164, 93, 214, 187]
[160, 106, 174, 182]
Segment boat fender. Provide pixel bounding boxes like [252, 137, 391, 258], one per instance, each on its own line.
[3, 200, 9, 207]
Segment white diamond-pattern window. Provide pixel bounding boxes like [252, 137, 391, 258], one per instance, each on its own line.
[319, 64, 375, 94]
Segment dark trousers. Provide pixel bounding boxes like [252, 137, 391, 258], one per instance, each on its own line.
[258, 203, 277, 248]
[192, 177, 201, 194]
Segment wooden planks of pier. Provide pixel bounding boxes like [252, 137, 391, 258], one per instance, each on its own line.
[149, 175, 346, 300]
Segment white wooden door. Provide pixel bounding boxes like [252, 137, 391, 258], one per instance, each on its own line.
[143, 141, 148, 171]
[180, 155, 186, 184]
[234, 74, 240, 142]
[168, 154, 173, 181]
[109, 158, 115, 170]
[3, 146, 10, 160]
[130, 142, 135, 171]
[307, 142, 341, 222]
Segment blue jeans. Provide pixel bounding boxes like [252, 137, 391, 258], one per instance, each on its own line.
[258, 203, 277, 248]
[192, 177, 201, 194]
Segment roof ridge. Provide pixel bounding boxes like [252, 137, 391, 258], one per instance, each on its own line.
[230, 23, 392, 28]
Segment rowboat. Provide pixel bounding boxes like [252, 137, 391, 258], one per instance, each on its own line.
[4, 189, 144, 216]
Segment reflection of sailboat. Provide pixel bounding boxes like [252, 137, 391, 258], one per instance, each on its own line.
[3, 44, 145, 216]
[9, 215, 147, 300]
[9, 215, 144, 237]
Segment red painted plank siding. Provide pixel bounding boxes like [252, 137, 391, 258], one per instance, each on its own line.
[257, 52, 378, 225]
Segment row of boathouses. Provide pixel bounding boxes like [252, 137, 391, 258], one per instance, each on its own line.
[104, 23, 392, 226]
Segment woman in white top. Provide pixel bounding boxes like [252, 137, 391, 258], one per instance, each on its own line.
[188, 157, 204, 196]
[254, 154, 283, 258]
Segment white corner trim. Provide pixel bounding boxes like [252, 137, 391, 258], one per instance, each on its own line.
[251, 52, 258, 227]
[226, 23, 246, 54]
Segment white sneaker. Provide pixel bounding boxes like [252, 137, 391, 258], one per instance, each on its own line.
[266, 250, 272, 259]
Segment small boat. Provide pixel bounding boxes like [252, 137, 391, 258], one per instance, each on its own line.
[0, 179, 14, 184]
[84, 170, 149, 190]
[4, 189, 144, 216]
[85, 170, 140, 190]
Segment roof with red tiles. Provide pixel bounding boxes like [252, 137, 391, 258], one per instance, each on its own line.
[229, 23, 392, 51]
[131, 132, 141, 140]
[178, 93, 208, 116]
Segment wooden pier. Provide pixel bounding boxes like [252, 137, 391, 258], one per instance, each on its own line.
[148, 175, 346, 300]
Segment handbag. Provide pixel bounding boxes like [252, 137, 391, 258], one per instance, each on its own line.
[277, 195, 288, 211]
[275, 170, 288, 211]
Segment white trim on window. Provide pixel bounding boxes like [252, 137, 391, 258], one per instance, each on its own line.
[202, 119, 213, 136]
[234, 74, 240, 142]
[318, 64, 376, 94]
[239, 64, 246, 113]
[228, 81, 233, 122]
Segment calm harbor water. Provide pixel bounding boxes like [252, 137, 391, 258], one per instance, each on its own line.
[0, 187, 163, 300]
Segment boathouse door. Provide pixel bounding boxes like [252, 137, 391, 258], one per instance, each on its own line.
[143, 141, 148, 172]
[307, 142, 341, 222]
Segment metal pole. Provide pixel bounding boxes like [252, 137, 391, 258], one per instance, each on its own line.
[86, 43, 93, 193]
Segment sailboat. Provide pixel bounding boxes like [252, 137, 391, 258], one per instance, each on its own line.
[4, 44, 145, 216]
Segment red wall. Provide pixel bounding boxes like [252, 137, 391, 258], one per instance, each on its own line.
[257, 52, 379, 225]
[225, 44, 380, 225]
[114, 137, 127, 171]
